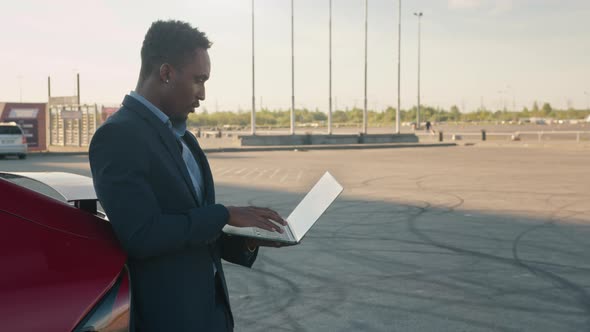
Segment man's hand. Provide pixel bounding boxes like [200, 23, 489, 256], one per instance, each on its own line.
[226, 206, 287, 233]
[246, 238, 296, 249]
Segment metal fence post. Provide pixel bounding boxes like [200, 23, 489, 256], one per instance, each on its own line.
[78, 115, 82, 147]
[62, 107, 66, 146]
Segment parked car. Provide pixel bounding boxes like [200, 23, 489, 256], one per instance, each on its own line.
[0, 172, 130, 332]
[0, 122, 28, 159]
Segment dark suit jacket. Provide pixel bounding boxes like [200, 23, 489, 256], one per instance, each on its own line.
[89, 95, 257, 331]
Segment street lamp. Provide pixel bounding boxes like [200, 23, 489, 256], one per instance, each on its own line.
[414, 12, 423, 129]
[251, 0, 256, 135]
[395, 0, 401, 134]
[497, 90, 506, 111]
[290, 0, 295, 135]
[363, 0, 368, 135]
[502, 85, 516, 112]
[328, 0, 333, 135]
[17, 75, 23, 102]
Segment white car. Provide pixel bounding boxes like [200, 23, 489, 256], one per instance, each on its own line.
[0, 122, 27, 159]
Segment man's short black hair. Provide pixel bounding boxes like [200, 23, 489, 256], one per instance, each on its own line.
[140, 20, 212, 81]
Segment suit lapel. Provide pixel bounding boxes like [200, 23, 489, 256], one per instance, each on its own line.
[182, 132, 215, 205]
[122, 96, 199, 203]
[183, 133, 234, 315]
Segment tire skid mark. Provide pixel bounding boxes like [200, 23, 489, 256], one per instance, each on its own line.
[511, 199, 590, 324]
[406, 195, 590, 328]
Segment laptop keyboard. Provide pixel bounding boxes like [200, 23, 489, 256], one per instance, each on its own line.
[253, 224, 292, 241]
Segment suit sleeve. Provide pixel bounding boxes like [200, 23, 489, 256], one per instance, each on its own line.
[89, 122, 229, 260]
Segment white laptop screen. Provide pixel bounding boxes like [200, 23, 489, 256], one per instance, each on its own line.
[286, 172, 343, 241]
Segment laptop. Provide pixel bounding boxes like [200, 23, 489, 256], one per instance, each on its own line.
[222, 171, 343, 245]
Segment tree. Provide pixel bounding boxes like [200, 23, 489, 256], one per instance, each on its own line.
[184, 103, 590, 128]
[449, 105, 461, 121]
[541, 103, 552, 116]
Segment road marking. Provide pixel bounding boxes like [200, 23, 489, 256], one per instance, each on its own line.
[280, 172, 289, 183]
[243, 168, 259, 179]
[234, 168, 247, 175]
[219, 167, 235, 176]
[269, 168, 281, 179]
[254, 169, 268, 180]
[296, 170, 303, 182]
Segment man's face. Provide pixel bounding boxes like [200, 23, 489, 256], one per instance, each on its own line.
[162, 48, 210, 123]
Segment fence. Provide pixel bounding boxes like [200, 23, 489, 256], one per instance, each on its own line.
[417, 130, 590, 143]
[49, 104, 99, 146]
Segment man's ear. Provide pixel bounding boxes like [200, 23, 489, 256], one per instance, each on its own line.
[159, 63, 174, 84]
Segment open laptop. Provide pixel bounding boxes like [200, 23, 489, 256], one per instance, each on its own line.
[222, 171, 343, 245]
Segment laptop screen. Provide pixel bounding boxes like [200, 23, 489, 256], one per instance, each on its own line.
[286, 172, 343, 241]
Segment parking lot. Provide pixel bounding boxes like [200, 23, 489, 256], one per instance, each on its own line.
[1, 145, 589, 331]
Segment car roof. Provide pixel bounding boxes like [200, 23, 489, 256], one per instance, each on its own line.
[0, 172, 97, 202]
[0, 122, 19, 126]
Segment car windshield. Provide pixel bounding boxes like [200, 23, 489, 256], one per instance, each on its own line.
[0, 173, 107, 217]
[0, 173, 67, 202]
[0, 126, 23, 135]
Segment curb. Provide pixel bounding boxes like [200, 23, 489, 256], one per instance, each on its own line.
[202, 142, 457, 153]
[31, 151, 89, 157]
[32, 142, 457, 156]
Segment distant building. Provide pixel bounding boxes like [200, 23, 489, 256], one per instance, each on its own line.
[101, 106, 119, 122]
[0, 102, 47, 151]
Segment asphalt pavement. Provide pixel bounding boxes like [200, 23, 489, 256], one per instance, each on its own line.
[1, 145, 589, 331]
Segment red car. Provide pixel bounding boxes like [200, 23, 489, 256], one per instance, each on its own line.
[0, 172, 130, 332]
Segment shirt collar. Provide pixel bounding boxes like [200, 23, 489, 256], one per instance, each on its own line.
[129, 91, 187, 138]
[171, 121, 187, 138]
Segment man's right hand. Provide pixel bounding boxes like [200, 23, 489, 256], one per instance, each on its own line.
[226, 206, 287, 233]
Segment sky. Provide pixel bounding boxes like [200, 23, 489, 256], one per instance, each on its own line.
[1, 0, 589, 112]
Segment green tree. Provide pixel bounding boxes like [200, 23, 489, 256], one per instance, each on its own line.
[449, 105, 461, 122]
[542, 103, 552, 116]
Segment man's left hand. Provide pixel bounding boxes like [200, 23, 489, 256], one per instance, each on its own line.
[246, 239, 296, 249]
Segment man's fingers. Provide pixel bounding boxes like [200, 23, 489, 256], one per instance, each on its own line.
[252, 218, 274, 232]
[266, 210, 287, 225]
[252, 207, 287, 225]
[270, 213, 288, 225]
[255, 216, 284, 233]
[234, 207, 286, 231]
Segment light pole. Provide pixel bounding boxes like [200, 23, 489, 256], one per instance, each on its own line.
[395, 0, 402, 134]
[328, 0, 333, 135]
[77, 73, 81, 105]
[363, 0, 368, 135]
[414, 12, 423, 129]
[17, 75, 23, 102]
[497, 90, 507, 111]
[290, 0, 295, 135]
[251, 0, 256, 135]
[505, 84, 515, 112]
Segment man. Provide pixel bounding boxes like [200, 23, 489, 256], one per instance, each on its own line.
[89, 20, 286, 331]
